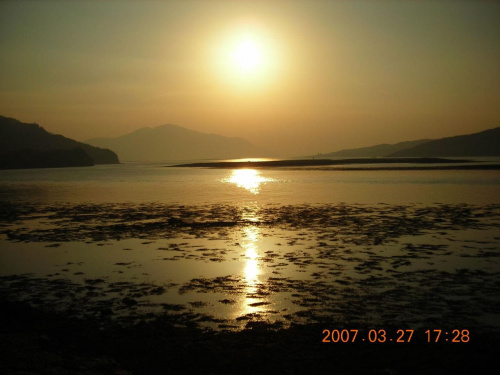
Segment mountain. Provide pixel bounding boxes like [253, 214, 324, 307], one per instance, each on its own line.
[0, 148, 94, 170]
[390, 127, 500, 157]
[320, 139, 431, 158]
[0, 115, 119, 168]
[85, 124, 271, 162]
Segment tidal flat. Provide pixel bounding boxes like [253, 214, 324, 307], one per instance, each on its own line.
[1, 201, 499, 373]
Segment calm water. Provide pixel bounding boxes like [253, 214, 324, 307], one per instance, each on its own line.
[1, 163, 499, 330]
[0, 162, 499, 204]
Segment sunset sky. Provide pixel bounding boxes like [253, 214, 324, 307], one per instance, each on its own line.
[1, 0, 499, 156]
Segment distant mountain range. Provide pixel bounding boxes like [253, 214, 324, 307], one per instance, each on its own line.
[0, 115, 119, 169]
[390, 127, 500, 157]
[322, 127, 500, 158]
[85, 124, 271, 162]
[322, 139, 431, 158]
[3, 113, 497, 170]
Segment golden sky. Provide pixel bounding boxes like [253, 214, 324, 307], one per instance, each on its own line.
[1, 0, 499, 156]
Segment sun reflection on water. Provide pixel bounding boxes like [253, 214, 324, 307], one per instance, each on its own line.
[243, 226, 260, 284]
[224, 169, 274, 194]
[236, 208, 269, 318]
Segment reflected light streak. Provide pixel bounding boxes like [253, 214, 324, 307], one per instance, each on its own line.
[224, 169, 273, 194]
[240, 225, 265, 317]
[244, 245, 260, 284]
[243, 226, 260, 285]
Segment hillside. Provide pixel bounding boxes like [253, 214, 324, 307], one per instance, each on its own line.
[390, 127, 500, 157]
[86, 124, 271, 162]
[321, 139, 431, 158]
[0, 116, 119, 167]
[0, 148, 94, 170]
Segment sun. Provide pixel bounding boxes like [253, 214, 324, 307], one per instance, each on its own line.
[211, 25, 282, 89]
[231, 38, 263, 72]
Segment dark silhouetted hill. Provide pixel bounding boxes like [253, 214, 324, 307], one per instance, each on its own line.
[85, 124, 272, 162]
[0, 148, 94, 169]
[0, 116, 119, 168]
[390, 127, 500, 157]
[321, 139, 431, 158]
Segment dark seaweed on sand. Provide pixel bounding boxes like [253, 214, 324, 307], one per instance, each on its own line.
[0, 202, 495, 244]
[1, 201, 499, 374]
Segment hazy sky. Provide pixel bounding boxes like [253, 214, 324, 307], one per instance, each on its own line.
[1, 0, 499, 156]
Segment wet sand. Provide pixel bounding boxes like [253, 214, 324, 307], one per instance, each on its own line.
[1, 201, 499, 373]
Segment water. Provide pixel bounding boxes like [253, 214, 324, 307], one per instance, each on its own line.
[0, 162, 499, 204]
[0, 163, 499, 331]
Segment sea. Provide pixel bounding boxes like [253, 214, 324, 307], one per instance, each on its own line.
[0, 160, 499, 204]
[1, 160, 499, 331]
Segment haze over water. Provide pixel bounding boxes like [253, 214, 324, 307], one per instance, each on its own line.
[0, 0, 499, 371]
[1, 1, 499, 156]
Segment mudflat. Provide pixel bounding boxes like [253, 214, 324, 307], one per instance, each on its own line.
[1, 201, 499, 373]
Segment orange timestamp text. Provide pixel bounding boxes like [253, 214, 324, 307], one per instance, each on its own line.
[322, 329, 470, 343]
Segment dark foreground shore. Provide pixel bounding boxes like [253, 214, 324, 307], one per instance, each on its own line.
[170, 157, 500, 170]
[1, 201, 499, 374]
[1, 298, 497, 375]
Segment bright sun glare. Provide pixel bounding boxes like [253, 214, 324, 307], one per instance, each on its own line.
[224, 169, 274, 195]
[232, 38, 263, 71]
[214, 26, 279, 87]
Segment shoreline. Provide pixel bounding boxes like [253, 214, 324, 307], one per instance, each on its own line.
[1, 297, 497, 374]
[1, 202, 499, 329]
[169, 157, 500, 170]
[1, 201, 499, 373]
